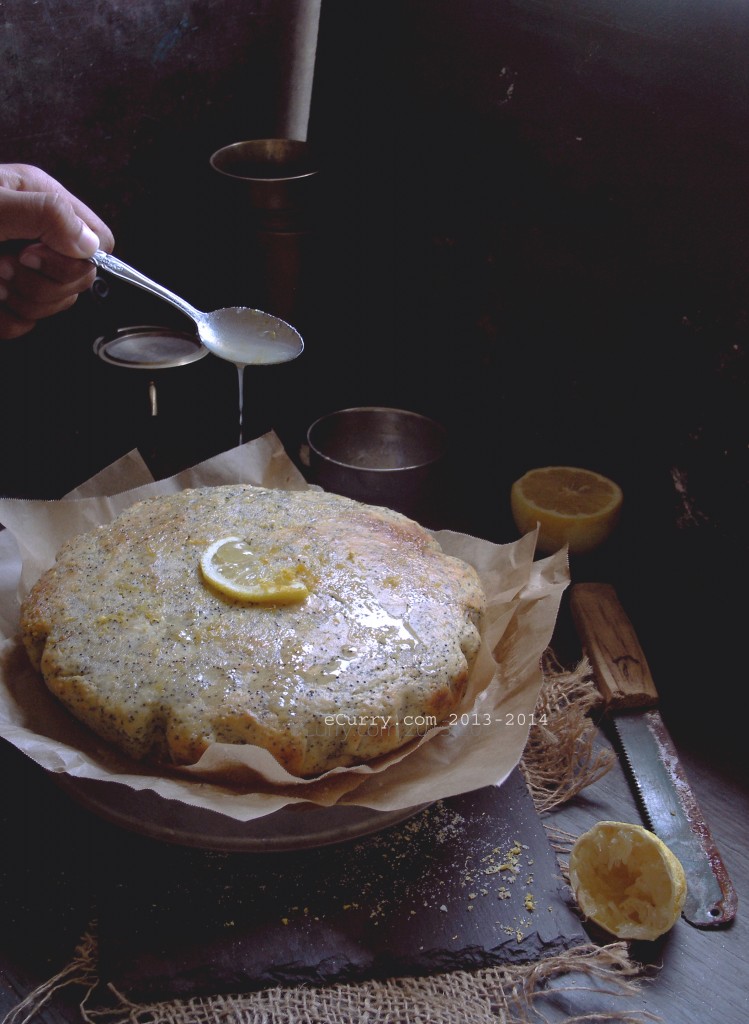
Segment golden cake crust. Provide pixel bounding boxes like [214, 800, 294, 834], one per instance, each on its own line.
[20, 484, 485, 777]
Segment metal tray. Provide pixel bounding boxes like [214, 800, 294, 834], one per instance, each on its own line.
[93, 326, 208, 369]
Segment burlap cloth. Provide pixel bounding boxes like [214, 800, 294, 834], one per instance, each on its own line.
[2, 654, 661, 1024]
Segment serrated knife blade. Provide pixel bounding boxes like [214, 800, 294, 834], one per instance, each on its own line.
[570, 582, 737, 928]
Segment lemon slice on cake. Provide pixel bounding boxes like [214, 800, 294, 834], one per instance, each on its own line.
[199, 537, 309, 604]
[511, 465, 623, 555]
[569, 820, 687, 940]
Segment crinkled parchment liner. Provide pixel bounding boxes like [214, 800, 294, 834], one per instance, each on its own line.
[0, 433, 569, 822]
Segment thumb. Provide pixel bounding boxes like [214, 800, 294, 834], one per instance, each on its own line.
[0, 189, 100, 257]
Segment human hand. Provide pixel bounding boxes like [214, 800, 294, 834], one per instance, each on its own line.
[0, 164, 115, 339]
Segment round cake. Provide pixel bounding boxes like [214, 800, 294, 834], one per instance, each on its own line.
[20, 484, 485, 777]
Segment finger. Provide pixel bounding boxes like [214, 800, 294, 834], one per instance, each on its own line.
[0, 305, 36, 340]
[0, 246, 96, 308]
[17, 243, 98, 288]
[0, 283, 79, 326]
[0, 253, 86, 319]
[0, 276, 82, 319]
[0, 163, 115, 254]
[60, 193, 114, 253]
[0, 189, 100, 258]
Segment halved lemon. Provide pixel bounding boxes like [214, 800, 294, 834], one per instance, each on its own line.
[199, 537, 309, 604]
[510, 465, 623, 555]
[569, 820, 687, 941]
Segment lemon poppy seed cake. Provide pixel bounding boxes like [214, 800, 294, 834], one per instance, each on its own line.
[20, 484, 485, 778]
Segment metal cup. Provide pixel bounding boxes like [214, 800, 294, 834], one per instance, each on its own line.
[209, 139, 319, 322]
[209, 139, 318, 227]
[306, 407, 448, 523]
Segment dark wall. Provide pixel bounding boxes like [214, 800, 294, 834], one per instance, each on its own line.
[308, 0, 747, 533]
[1, 0, 295, 281]
[307, 0, 747, 742]
[0, 0, 305, 494]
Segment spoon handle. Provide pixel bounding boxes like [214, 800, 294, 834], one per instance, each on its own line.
[91, 250, 203, 324]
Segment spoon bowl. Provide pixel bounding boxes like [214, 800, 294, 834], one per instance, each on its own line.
[91, 251, 304, 368]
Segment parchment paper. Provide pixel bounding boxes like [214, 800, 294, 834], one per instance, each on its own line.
[0, 433, 569, 821]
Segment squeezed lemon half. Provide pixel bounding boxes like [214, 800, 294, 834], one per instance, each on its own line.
[199, 536, 309, 604]
[569, 820, 687, 941]
[510, 465, 623, 555]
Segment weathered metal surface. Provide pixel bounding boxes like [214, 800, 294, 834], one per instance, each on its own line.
[614, 710, 738, 927]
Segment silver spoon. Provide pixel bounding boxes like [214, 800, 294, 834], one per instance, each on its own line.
[90, 250, 304, 368]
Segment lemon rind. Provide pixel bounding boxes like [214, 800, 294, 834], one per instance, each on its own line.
[568, 820, 687, 941]
[199, 536, 309, 605]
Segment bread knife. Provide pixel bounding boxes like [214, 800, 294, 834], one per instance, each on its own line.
[569, 582, 737, 928]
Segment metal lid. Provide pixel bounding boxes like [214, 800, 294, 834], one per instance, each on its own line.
[93, 326, 209, 369]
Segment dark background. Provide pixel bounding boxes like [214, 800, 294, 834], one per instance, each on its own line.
[0, 0, 746, 748]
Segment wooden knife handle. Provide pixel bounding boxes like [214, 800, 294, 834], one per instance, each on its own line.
[569, 582, 660, 710]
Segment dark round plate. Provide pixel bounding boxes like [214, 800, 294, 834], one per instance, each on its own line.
[54, 773, 429, 853]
